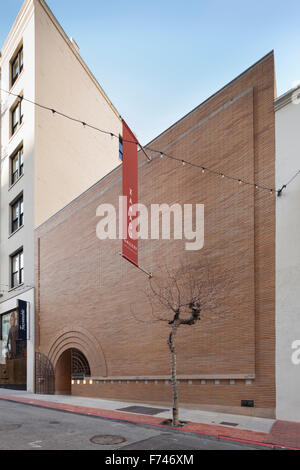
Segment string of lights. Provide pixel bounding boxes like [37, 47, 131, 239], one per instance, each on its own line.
[0, 88, 151, 158]
[144, 146, 278, 195]
[277, 170, 300, 197]
[1, 88, 299, 196]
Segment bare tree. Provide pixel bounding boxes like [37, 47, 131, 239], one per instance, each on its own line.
[132, 259, 232, 427]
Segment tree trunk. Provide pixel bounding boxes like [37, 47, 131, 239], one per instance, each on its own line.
[168, 323, 179, 426]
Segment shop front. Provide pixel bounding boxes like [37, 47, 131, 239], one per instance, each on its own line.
[0, 290, 34, 392]
[0, 301, 27, 390]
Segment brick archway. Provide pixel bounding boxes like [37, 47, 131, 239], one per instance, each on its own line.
[47, 326, 107, 378]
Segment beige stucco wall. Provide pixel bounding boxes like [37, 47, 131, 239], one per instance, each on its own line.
[0, 0, 36, 391]
[0, 1, 36, 302]
[34, 0, 122, 228]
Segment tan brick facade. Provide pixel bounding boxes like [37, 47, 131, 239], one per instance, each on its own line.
[35, 52, 276, 416]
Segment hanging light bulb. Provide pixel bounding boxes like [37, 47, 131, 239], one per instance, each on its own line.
[182, 160, 186, 166]
[202, 167, 205, 174]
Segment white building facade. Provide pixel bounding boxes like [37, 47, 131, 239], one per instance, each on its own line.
[275, 87, 300, 421]
[0, 0, 123, 392]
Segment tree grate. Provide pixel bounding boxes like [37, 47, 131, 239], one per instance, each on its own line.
[220, 421, 239, 427]
[117, 405, 169, 415]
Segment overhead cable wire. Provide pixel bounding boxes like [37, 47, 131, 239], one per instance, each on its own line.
[1, 88, 298, 196]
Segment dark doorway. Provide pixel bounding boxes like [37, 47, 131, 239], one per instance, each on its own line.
[55, 348, 91, 395]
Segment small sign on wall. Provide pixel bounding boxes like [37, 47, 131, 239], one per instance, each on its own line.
[18, 299, 27, 341]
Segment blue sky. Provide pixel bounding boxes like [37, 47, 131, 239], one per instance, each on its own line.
[1, 0, 300, 144]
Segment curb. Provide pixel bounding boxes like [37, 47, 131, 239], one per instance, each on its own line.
[0, 394, 299, 450]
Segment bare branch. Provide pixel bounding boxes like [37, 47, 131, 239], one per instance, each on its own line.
[130, 253, 240, 427]
[130, 301, 169, 324]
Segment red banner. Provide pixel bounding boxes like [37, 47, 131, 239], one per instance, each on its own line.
[122, 121, 138, 266]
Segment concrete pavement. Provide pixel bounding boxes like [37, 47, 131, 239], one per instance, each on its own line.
[0, 399, 262, 451]
[0, 389, 299, 449]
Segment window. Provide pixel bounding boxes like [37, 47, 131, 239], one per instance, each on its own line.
[11, 97, 23, 136]
[119, 137, 123, 161]
[10, 146, 24, 185]
[10, 249, 24, 289]
[11, 45, 23, 86]
[0, 310, 18, 364]
[10, 195, 24, 234]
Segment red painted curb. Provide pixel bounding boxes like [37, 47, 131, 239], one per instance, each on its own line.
[0, 394, 299, 450]
[218, 434, 300, 451]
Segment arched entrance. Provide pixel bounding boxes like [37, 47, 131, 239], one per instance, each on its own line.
[55, 348, 91, 395]
[47, 327, 108, 378]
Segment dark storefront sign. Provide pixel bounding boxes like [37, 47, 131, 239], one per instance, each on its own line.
[17, 299, 27, 341]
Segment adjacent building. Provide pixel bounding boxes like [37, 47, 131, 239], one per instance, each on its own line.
[0, 0, 123, 391]
[275, 86, 300, 422]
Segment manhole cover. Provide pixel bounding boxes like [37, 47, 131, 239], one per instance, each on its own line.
[0, 424, 22, 431]
[90, 435, 126, 446]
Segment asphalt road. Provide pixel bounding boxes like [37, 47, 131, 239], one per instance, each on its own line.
[0, 399, 264, 451]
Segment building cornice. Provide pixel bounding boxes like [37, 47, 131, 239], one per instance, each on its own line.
[37, 0, 122, 121]
[1, 0, 122, 122]
[274, 86, 300, 112]
[0, 0, 34, 63]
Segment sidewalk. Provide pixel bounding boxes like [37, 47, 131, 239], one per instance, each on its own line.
[0, 389, 299, 450]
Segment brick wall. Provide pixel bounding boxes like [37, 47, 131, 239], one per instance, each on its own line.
[35, 52, 275, 415]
